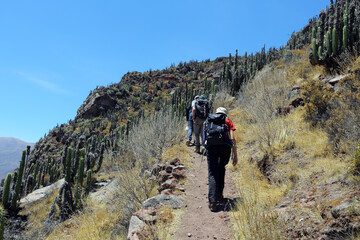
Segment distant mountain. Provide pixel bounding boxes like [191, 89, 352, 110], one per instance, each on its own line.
[0, 137, 34, 180]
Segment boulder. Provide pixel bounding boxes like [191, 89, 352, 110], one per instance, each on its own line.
[20, 178, 65, 208]
[89, 178, 119, 203]
[127, 216, 146, 240]
[142, 194, 183, 209]
[76, 91, 117, 119]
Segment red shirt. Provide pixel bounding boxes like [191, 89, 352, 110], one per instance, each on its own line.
[225, 117, 236, 131]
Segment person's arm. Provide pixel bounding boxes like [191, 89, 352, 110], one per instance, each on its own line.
[229, 130, 238, 166]
[192, 107, 197, 124]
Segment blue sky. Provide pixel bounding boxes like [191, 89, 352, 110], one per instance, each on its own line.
[0, 0, 330, 143]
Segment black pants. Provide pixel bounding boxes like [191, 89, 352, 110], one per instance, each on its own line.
[206, 145, 231, 203]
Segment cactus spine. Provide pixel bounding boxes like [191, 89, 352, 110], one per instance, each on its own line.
[2, 174, 12, 209]
[11, 150, 26, 210]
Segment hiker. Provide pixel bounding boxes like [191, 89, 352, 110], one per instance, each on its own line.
[186, 102, 194, 146]
[204, 107, 238, 212]
[192, 95, 209, 153]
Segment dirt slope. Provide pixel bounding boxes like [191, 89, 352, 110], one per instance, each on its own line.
[173, 147, 238, 240]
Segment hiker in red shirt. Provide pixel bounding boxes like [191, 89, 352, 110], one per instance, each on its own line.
[204, 107, 238, 212]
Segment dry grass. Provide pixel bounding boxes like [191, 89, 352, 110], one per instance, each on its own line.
[213, 86, 236, 111]
[46, 200, 122, 240]
[19, 189, 59, 238]
[162, 142, 191, 166]
[231, 149, 287, 240]
[238, 66, 294, 155]
[137, 207, 184, 240]
[227, 50, 352, 239]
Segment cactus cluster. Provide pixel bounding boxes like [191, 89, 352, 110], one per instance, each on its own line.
[1, 148, 30, 211]
[289, 0, 360, 65]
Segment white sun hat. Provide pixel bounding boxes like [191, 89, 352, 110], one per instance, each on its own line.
[216, 107, 228, 115]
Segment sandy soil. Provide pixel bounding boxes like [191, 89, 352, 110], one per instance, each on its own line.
[173, 147, 239, 240]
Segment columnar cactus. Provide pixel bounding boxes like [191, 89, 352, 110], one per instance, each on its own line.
[189, 83, 194, 102]
[31, 162, 39, 192]
[318, 46, 323, 61]
[211, 79, 216, 97]
[65, 147, 73, 183]
[0, 208, 4, 240]
[332, 28, 339, 55]
[84, 170, 92, 197]
[11, 149, 26, 210]
[74, 153, 85, 209]
[2, 174, 12, 209]
[343, 0, 349, 50]
[25, 175, 33, 195]
[234, 49, 238, 70]
[326, 29, 332, 56]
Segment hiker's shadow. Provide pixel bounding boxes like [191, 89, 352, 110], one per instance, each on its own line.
[217, 197, 241, 212]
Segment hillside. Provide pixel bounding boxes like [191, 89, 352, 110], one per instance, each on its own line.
[1, 0, 360, 239]
[0, 138, 34, 179]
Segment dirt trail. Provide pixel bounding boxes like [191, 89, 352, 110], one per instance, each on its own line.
[173, 147, 238, 240]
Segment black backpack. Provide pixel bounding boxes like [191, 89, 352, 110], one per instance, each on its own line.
[195, 99, 209, 119]
[204, 114, 229, 147]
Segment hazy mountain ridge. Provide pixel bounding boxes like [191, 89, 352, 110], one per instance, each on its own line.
[0, 137, 34, 179]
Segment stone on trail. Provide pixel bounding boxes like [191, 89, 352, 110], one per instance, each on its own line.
[142, 194, 183, 209]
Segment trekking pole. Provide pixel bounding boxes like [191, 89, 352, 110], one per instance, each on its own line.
[200, 148, 207, 167]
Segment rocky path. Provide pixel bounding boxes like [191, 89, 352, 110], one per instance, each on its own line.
[173, 147, 238, 240]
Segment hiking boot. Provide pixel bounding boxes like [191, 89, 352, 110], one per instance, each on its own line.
[216, 193, 224, 202]
[186, 140, 191, 146]
[195, 145, 201, 154]
[209, 202, 218, 212]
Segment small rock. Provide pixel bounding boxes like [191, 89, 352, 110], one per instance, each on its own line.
[165, 166, 173, 173]
[134, 208, 158, 223]
[172, 169, 186, 180]
[173, 165, 186, 171]
[176, 187, 185, 192]
[187, 233, 192, 237]
[158, 170, 171, 183]
[161, 189, 174, 195]
[170, 158, 181, 166]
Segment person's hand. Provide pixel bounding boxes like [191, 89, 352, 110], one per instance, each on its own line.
[232, 155, 238, 166]
[193, 119, 198, 124]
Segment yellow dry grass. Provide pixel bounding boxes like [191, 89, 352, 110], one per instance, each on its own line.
[162, 142, 191, 166]
[138, 207, 184, 240]
[46, 200, 122, 240]
[20, 189, 58, 236]
[229, 107, 349, 239]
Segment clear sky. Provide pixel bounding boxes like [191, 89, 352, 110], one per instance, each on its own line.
[0, 0, 330, 143]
